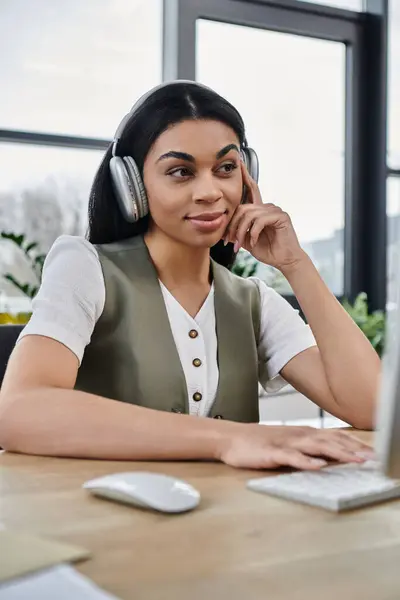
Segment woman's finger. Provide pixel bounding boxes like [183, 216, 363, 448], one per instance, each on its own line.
[247, 211, 283, 248]
[234, 209, 265, 250]
[246, 211, 286, 250]
[240, 160, 263, 205]
[268, 448, 328, 471]
[332, 430, 374, 449]
[224, 205, 253, 244]
[224, 208, 247, 245]
[318, 431, 375, 457]
[295, 438, 366, 464]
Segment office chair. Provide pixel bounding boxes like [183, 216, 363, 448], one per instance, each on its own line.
[0, 325, 23, 387]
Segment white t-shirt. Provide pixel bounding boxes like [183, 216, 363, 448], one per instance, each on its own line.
[18, 235, 317, 417]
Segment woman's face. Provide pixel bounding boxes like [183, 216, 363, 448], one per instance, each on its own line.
[143, 119, 243, 248]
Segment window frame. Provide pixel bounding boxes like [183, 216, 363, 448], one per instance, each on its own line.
[164, 0, 389, 311]
[0, 0, 390, 311]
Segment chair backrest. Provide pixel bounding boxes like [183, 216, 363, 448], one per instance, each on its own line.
[0, 325, 24, 388]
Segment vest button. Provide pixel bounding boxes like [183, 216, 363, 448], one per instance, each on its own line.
[189, 329, 198, 339]
[214, 415, 224, 419]
[192, 392, 202, 402]
[192, 358, 202, 367]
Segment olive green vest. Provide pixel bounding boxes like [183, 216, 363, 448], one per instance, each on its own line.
[75, 235, 261, 422]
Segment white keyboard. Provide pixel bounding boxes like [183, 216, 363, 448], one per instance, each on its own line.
[247, 461, 400, 511]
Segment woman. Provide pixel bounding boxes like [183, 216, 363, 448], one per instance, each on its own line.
[0, 81, 379, 470]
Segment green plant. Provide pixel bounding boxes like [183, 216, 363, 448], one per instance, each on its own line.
[232, 249, 290, 293]
[342, 292, 386, 357]
[233, 250, 385, 356]
[1, 231, 46, 298]
[231, 249, 258, 278]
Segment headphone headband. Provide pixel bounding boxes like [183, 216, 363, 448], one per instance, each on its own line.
[112, 80, 214, 157]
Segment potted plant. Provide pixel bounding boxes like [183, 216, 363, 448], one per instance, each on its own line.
[342, 292, 386, 357]
[0, 232, 46, 325]
[232, 250, 386, 356]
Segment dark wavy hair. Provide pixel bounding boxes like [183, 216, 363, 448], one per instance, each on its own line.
[87, 82, 248, 269]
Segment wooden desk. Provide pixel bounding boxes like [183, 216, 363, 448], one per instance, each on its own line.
[2, 432, 400, 600]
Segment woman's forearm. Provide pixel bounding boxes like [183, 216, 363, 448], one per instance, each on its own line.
[282, 252, 381, 418]
[0, 387, 238, 460]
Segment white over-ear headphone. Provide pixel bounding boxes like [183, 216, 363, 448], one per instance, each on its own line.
[109, 81, 260, 223]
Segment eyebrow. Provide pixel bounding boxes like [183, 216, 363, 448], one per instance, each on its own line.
[157, 143, 240, 163]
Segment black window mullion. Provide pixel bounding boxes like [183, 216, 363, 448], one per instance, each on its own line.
[0, 129, 110, 151]
[346, 0, 388, 311]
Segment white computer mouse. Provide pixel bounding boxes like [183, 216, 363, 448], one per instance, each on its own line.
[82, 471, 200, 514]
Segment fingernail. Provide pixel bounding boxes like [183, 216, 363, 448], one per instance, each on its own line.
[223, 238, 228, 246]
[355, 451, 375, 460]
[234, 241, 240, 253]
[310, 459, 327, 466]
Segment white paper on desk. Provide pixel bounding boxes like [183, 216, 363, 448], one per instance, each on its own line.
[0, 564, 120, 600]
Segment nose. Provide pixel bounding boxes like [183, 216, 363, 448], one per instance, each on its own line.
[192, 173, 222, 204]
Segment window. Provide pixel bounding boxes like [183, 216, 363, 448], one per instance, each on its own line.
[0, 144, 103, 309]
[388, 0, 400, 168]
[197, 19, 346, 295]
[0, 0, 163, 313]
[0, 0, 163, 138]
[387, 2, 400, 308]
[387, 177, 400, 307]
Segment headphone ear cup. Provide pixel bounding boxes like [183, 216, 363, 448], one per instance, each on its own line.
[109, 155, 149, 223]
[123, 156, 149, 219]
[109, 156, 139, 222]
[242, 147, 259, 184]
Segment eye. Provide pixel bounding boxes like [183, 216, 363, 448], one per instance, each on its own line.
[217, 162, 238, 175]
[168, 167, 193, 179]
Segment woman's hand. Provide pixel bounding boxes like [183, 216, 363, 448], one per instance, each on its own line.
[224, 161, 305, 272]
[218, 425, 374, 470]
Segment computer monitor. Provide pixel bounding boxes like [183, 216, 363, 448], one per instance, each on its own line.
[376, 272, 400, 478]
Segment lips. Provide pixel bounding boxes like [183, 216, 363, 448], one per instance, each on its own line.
[186, 210, 228, 233]
[186, 211, 226, 221]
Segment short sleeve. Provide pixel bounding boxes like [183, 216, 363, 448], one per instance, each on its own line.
[250, 277, 317, 393]
[17, 235, 105, 364]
